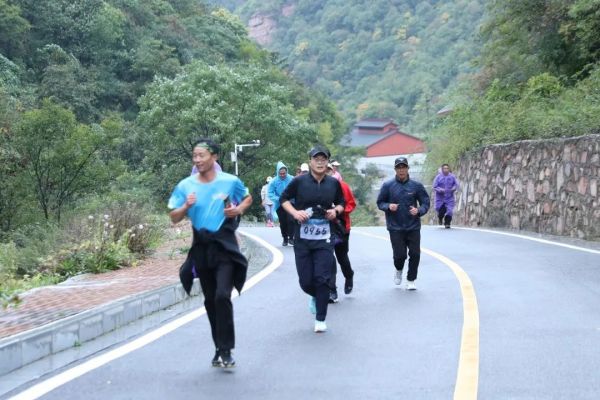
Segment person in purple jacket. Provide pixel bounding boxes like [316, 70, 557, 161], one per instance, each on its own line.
[432, 164, 459, 229]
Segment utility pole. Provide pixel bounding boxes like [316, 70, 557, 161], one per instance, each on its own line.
[232, 140, 261, 175]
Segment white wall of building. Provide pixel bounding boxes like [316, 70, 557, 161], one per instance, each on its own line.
[357, 153, 428, 200]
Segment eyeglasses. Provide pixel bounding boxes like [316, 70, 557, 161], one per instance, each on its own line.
[312, 157, 328, 164]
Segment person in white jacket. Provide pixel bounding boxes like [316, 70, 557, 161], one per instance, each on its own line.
[261, 176, 274, 227]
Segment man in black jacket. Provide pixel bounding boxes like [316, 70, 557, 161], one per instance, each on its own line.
[280, 145, 345, 333]
[376, 157, 430, 290]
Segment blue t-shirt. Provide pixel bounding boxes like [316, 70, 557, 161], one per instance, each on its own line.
[168, 172, 249, 232]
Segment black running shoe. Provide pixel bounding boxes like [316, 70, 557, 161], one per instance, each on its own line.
[288, 238, 294, 246]
[211, 349, 222, 367]
[219, 349, 235, 368]
[344, 276, 353, 295]
[282, 239, 288, 246]
[328, 289, 338, 303]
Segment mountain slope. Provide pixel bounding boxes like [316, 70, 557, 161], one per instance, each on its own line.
[218, 0, 485, 134]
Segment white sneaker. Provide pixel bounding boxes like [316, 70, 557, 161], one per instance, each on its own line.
[314, 320, 327, 333]
[394, 270, 403, 285]
[406, 280, 417, 291]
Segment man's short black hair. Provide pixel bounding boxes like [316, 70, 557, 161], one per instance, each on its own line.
[193, 138, 220, 155]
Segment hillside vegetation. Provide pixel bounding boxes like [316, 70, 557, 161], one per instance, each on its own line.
[426, 0, 600, 173]
[0, 0, 354, 304]
[219, 0, 486, 135]
[220, 0, 600, 175]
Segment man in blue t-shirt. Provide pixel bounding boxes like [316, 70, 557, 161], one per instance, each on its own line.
[168, 138, 252, 369]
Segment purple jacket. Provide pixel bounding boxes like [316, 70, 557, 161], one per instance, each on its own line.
[433, 172, 458, 210]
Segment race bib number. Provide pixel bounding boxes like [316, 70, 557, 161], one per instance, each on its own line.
[300, 218, 330, 240]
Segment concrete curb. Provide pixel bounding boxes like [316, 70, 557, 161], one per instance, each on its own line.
[0, 232, 271, 377]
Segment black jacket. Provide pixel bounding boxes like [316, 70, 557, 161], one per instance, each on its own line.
[179, 218, 247, 295]
[280, 173, 345, 249]
[376, 175, 430, 231]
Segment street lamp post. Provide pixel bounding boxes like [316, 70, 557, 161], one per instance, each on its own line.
[232, 140, 260, 175]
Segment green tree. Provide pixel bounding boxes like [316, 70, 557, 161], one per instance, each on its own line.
[0, 87, 27, 233]
[561, 0, 600, 70]
[14, 101, 115, 222]
[138, 61, 317, 199]
[36, 44, 99, 122]
[0, 0, 30, 58]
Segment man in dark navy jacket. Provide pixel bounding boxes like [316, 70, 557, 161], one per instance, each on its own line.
[376, 157, 430, 290]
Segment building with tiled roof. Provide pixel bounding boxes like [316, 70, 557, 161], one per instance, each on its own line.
[345, 118, 428, 188]
[346, 118, 426, 157]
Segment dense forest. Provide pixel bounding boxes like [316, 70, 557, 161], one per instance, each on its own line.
[217, 0, 485, 135]
[217, 0, 600, 173]
[426, 0, 600, 171]
[0, 0, 375, 304]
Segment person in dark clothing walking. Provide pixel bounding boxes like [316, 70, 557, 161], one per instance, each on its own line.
[268, 161, 295, 246]
[169, 138, 252, 368]
[326, 162, 357, 302]
[280, 145, 345, 333]
[376, 157, 430, 291]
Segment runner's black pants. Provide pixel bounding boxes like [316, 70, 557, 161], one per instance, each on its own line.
[294, 246, 334, 321]
[389, 229, 421, 282]
[195, 248, 235, 351]
[276, 206, 295, 241]
[329, 233, 354, 289]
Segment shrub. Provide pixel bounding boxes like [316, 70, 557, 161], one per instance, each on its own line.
[6, 222, 63, 276]
[122, 216, 163, 254]
[44, 240, 133, 277]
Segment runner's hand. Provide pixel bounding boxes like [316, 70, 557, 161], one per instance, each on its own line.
[224, 203, 240, 218]
[326, 208, 337, 221]
[185, 193, 196, 207]
[294, 210, 310, 223]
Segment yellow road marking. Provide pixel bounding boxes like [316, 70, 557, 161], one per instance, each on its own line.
[354, 230, 479, 400]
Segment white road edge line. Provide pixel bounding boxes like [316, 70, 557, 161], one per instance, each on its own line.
[451, 227, 600, 255]
[8, 230, 283, 400]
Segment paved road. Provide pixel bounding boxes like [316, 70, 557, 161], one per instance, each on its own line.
[6, 226, 600, 399]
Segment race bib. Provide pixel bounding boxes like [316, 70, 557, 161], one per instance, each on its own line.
[300, 218, 330, 240]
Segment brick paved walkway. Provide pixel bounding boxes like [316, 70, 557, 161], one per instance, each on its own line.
[0, 234, 189, 340]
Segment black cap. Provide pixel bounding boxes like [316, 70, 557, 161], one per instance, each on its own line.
[394, 157, 409, 167]
[308, 145, 331, 159]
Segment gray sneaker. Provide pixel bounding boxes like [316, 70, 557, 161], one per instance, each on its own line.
[394, 270, 403, 285]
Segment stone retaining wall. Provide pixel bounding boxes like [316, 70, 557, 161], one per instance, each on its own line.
[453, 134, 599, 240]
